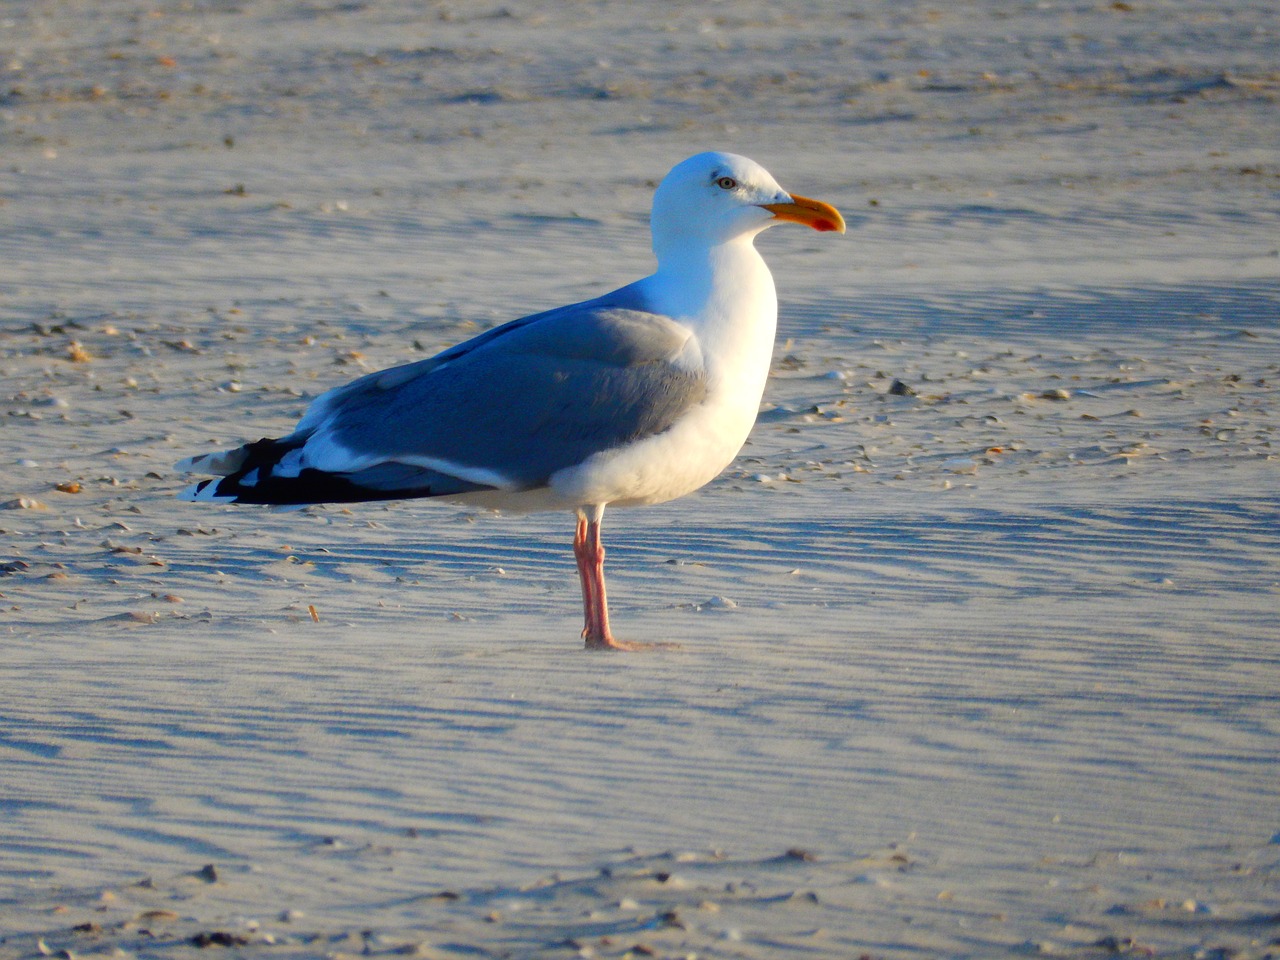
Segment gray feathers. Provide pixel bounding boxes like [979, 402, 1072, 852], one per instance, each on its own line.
[177, 293, 708, 504]
[320, 304, 705, 486]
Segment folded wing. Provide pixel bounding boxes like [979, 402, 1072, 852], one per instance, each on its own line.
[177, 297, 708, 506]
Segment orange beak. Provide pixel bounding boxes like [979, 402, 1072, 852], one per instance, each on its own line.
[760, 193, 846, 233]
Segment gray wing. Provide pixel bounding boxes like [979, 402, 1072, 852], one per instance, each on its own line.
[296, 294, 707, 490]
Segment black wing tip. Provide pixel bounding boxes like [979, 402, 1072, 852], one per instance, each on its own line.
[190, 468, 442, 506]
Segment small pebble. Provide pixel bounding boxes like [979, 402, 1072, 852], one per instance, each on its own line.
[139, 910, 180, 922]
[942, 457, 979, 474]
[191, 931, 248, 948]
[854, 873, 893, 887]
[2, 497, 47, 510]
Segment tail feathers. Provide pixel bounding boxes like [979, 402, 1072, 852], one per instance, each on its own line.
[176, 437, 495, 506]
[174, 448, 252, 477]
[179, 477, 240, 504]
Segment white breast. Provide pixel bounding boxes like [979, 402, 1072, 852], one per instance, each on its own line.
[549, 235, 779, 509]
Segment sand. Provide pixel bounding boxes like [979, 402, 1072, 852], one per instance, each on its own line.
[1, 1, 1278, 957]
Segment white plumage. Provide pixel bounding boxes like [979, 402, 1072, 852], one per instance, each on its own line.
[178, 151, 844, 649]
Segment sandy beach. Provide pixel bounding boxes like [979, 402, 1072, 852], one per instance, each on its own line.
[2, 1, 1278, 957]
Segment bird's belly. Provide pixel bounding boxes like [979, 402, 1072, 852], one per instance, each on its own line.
[549, 392, 759, 509]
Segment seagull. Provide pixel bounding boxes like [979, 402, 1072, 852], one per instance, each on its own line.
[177, 151, 844, 650]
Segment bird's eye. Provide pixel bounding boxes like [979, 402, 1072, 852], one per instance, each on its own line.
[715, 176, 738, 190]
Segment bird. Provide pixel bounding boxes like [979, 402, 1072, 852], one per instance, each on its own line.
[176, 151, 845, 650]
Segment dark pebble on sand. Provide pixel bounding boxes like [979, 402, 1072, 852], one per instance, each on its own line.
[191, 931, 249, 948]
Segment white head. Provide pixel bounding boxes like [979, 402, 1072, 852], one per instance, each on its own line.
[649, 151, 844, 262]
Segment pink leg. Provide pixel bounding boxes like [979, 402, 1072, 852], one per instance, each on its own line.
[574, 511, 620, 648]
[583, 515, 616, 646]
[572, 514, 597, 640]
[572, 509, 674, 651]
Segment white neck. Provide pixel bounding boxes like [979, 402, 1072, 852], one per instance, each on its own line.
[638, 234, 778, 380]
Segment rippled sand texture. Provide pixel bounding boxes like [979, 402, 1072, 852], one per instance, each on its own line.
[2, 2, 1278, 958]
